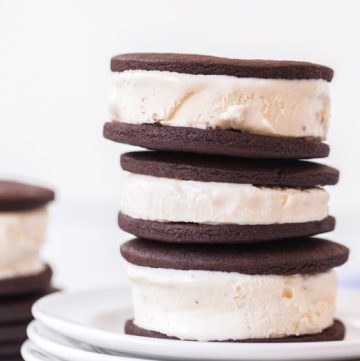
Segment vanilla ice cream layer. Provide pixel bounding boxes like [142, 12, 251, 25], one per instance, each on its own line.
[0, 207, 47, 279]
[127, 263, 337, 341]
[109, 70, 330, 139]
[121, 173, 329, 225]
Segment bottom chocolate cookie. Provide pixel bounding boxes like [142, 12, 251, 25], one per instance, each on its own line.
[119, 213, 336, 244]
[0, 265, 52, 297]
[125, 319, 345, 343]
[104, 122, 330, 159]
[0, 341, 23, 357]
[0, 322, 28, 343]
[0, 287, 58, 325]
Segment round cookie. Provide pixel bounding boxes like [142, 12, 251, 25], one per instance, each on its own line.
[0, 288, 58, 324]
[0, 180, 54, 212]
[104, 122, 329, 160]
[119, 151, 337, 243]
[0, 265, 52, 297]
[0, 322, 27, 343]
[111, 53, 333, 80]
[125, 319, 345, 342]
[121, 151, 339, 187]
[119, 213, 335, 245]
[121, 238, 349, 275]
[0, 342, 23, 358]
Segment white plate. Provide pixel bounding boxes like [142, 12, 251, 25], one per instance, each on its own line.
[32, 286, 360, 361]
[21, 340, 61, 361]
[27, 320, 160, 361]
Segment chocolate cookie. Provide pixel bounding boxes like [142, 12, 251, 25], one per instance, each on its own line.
[0, 342, 23, 358]
[111, 53, 333, 81]
[121, 151, 338, 187]
[119, 213, 335, 244]
[0, 265, 52, 297]
[104, 122, 329, 160]
[0, 322, 27, 343]
[125, 319, 345, 342]
[121, 238, 349, 275]
[0, 180, 55, 211]
[0, 288, 58, 324]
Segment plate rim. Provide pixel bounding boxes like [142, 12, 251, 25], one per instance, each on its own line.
[32, 286, 360, 361]
[21, 339, 56, 361]
[27, 320, 157, 361]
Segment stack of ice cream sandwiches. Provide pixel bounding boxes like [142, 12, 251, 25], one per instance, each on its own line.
[0, 181, 55, 359]
[104, 53, 349, 343]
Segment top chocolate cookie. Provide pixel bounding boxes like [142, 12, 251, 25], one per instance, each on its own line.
[111, 53, 333, 81]
[0, 180, 55, 211]
[121, 151, 339, 187]
[121, 238, 349, 275]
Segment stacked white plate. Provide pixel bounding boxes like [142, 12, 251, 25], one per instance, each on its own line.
[22, 286, 360, 361]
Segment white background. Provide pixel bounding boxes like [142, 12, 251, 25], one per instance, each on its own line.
[0, 0, 359, 290]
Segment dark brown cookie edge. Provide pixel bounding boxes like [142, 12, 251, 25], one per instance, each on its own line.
[0, 180, 55, 212]
[119, 213, 336, 244]
[111, 53, 333, 81]
[0, 265, 52, 297]
[0, 322, 27, 343]
[104, 122, 329, 160]
[121, 151, 339, 187]
[0, 288, 58, 324]
[120, 238, 349, 275]
[125, 319, 345, 342]
[0, 341, 24, 357]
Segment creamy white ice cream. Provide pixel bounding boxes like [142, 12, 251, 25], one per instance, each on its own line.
[126, 263, 337, 341]
[0, 207, 47, 279]
[121, 173, 329, 225]
[109, 70, 330, 139]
